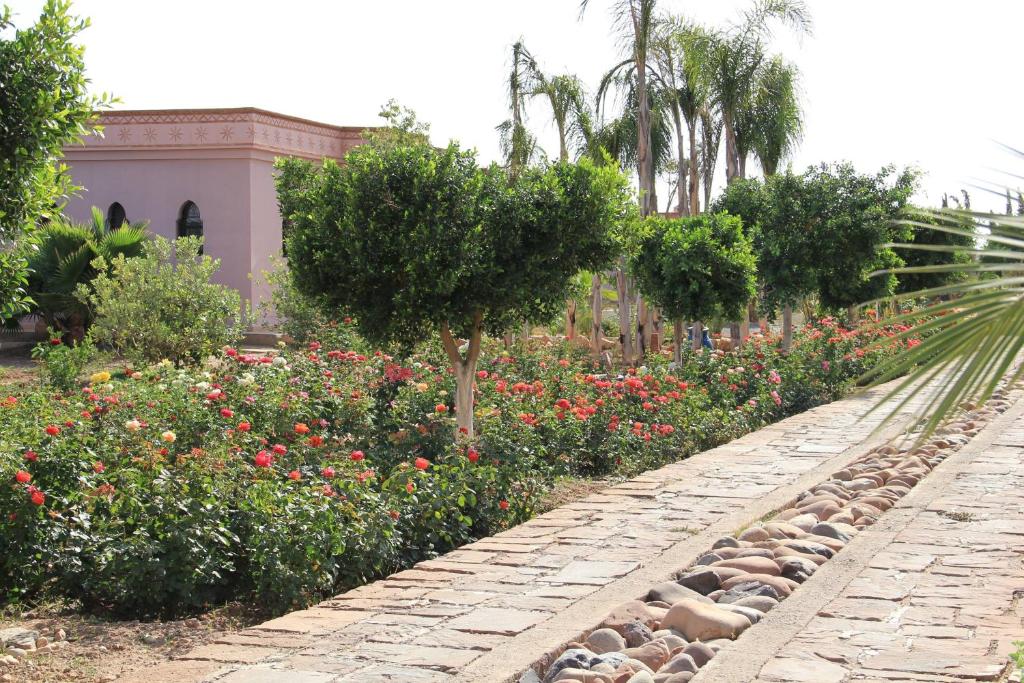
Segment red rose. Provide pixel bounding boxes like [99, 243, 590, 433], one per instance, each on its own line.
[254, 451, 273, 468]
[14, 470, 30, 484]
[322, 466, 335, 478]
[93, 462, 105, 474]
[294, 423, 310, 434]
[288, 470, 301, 480]
[467, 448, 479, 464]
[499, 500, 510, 510]
[414, 457, 429, 471]
[24, 451, 37, 462]
[350, 450, 365, 462]
[237, 421, 251, 432]
[220, 408, 234, 418]
[272, 444, 287, 455]
[435, 404, 448, 414]
[307, 435, 324, 447]
[45, 425, 60, 436]
[555, 398, 571, 410]
[30, 489, 45, 506]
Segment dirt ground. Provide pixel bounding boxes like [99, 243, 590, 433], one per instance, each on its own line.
[0, 602, 263, 683]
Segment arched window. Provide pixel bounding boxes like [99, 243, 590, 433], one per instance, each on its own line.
[177, 201, 204, 253]
[107, 202, 127, 229]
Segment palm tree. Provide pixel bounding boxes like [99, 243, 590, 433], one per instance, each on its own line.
[694, 0, 812, 184]
[25, 206, 146, 339]
[580, 0, 659, 217]
[497, 40, 541, 176]
[750, 56, 803, 176]
[865, 186, 1024, 437]
[651, 16, 709, 216]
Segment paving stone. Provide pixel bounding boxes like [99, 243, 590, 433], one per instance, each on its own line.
[447, 607, 549, 635]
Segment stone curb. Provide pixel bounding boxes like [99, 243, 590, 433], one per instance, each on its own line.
[692, 387, 1024, 682]
[454, 384, 928, 683]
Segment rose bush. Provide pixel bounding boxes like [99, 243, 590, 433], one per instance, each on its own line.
[0, 317, 915, 617]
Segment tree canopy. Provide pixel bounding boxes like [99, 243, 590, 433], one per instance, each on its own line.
[0, 0, 110, 319]
[631, 212, 757, 325]
[277, 124, 632, 436]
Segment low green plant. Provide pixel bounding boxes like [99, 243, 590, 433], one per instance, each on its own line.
[77, 236, 244, 364]
[30, 330, 94, 391]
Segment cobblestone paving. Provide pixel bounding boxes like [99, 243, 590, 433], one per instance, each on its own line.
[746, 411, 1024, 683]
[124, 383, 932, 683]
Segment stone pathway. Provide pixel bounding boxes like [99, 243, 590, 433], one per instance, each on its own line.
[123, 379, 941, 683]
[708, 397, 1024, 683]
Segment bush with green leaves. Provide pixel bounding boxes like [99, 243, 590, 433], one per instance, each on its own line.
[77, 236, 243, 364]
[631, 212, 757, 359]
[277, 121, 632, 437]
[30, 331, 94, 392]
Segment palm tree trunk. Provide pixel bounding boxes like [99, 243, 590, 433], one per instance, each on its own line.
[636, 293, 647, 358]
[616, 263, 633, 365]
[650, 307, 661, 352]
[688, 121, 700, 215]
[673, 319, 683, 365]
[590, 273, 603, 360]
[672, 108, 688, 215]
[724, 115, 739, 184]
[565, 299, 577, 339]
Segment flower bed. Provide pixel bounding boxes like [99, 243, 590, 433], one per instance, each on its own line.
[0, 318, 913, 618]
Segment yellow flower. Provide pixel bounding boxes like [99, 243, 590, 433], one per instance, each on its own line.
[90, 371, 111, 384]
[161, 430, 176, 443]
[416, 383, 429, 393]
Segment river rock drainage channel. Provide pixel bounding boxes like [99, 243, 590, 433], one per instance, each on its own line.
[526, 389, 1015, 683]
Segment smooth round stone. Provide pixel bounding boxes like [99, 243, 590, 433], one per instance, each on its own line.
[710, 547, 744, 560]
[787, 513, 819, 532]
[680, 641, 716, 667]
[810, 522, 857, 543]
[660, 599, 750, 641]
[652, 634, 688, 652]
[846, 478, 878, 491]
[763, 522, 804, 539]
[660, 673, 694, 683]
[797, 500, 841, 519]
[772, 546, 827, 565]
[777, 556, 818, 579]
[676, 570, 720, 595]
[716, 581, 780, 604]
[551, 668, 610, 683]
[623, 621, 654, 648]
[586, 628, 626, 655]
[827, 510, 856, 525]
[711, 536, 740, 550]
[694, 553, 723, 566]
[599, 601, 665, 633]
[648, 582, 713, 605]
[801, 534, 846, 552]
[720, 573, 795, 597]
[545, 649, 598, 683]
[716, 603, 762, 624]
[732, 595, 779, 612]
[780, 539, 834, 559]
[735, 548, 775, 560]
[657, 652, 699, 675]
[620, 641, 671, 672]
[710, 556, 781, 576]
[737, 526, 770, 543]
[623, 672, 654, 683]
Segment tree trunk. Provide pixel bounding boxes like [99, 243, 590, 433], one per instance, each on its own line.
[590, 273, 603, 360]
[636, 294, 647, 359]
[782, 303, 793, 352]
[650, 307, 661, 352]
[521, 322, 530, 342]
[565, 298, 577, 339]
[847, 304, 859, 326]
[759, 316, 769, 337]
[673, 319, 683, 365]
[673, 108, 688, 216]
[692, 321, 703, 352]
[724, 115, 739, 185]
[688, 120, 700, 215]
[440, 313, 483, 439]
[503, 331, 513, 349]
[616, 263, 632, 365]
[731, 322, 742, 349]
[633, 17, 655, 217]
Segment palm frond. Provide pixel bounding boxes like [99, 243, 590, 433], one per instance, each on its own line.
[865, 190, 1024, 438]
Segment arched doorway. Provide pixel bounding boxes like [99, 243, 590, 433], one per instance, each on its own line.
[107, 202, 127, 229]
[177, 200, 204, 253]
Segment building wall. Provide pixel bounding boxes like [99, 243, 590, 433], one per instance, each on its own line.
[64, 152, 255, 302]
[59, 108, 371, 329]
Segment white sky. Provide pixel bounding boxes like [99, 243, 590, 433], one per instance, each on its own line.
[8, 0, 1023, 212]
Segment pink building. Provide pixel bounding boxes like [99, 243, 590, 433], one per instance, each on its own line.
[61, 108, 370, 320]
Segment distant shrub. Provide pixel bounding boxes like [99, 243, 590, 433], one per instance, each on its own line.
[78, 236, 243, 364]
[30, 331, 95, 392]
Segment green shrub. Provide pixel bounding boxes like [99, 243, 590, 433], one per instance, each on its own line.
[78, 236, 243, 364]
[30, 331, 94, 392]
